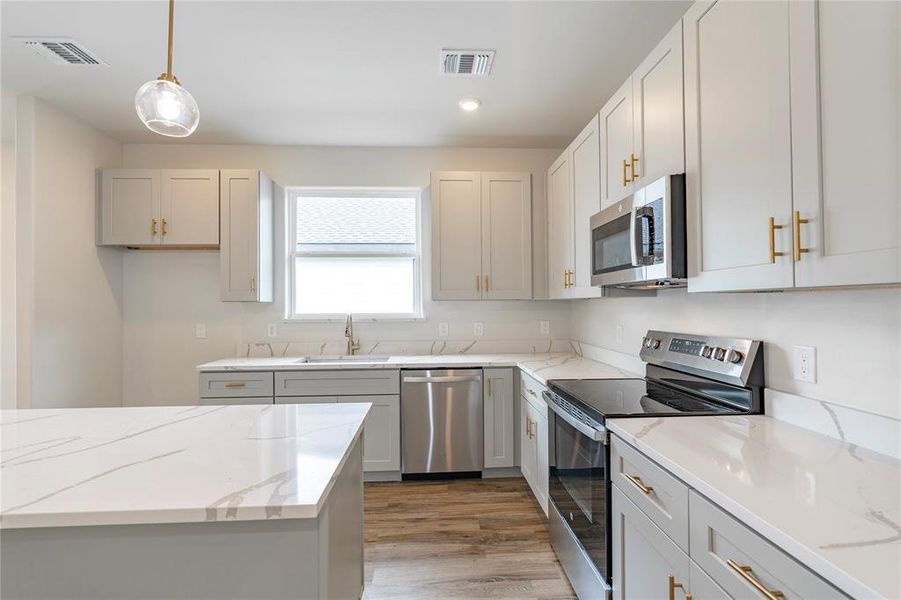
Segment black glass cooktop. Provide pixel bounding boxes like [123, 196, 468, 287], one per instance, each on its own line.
[547, 377, 749, 421]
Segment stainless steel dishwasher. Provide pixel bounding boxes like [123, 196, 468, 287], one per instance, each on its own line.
[401, 369, 483, 476]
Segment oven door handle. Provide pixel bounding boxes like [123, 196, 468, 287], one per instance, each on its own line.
[542, 392, 608, 444]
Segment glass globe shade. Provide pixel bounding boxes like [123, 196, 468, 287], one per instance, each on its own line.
[134, 79, 199, 137]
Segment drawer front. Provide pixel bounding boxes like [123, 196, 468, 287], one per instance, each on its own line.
[689, 491, 849, 599]
[611, 436, 689, 552]
[199, 396, 273, 406]
[690, 560, 729, 599]
[275, 396, 337, 404]
[199, 371, 274, 399]
[520, 370, 546, 409]
[275, 369, 399, 397]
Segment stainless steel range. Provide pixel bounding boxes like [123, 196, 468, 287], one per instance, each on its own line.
[544, 331, 764, 599]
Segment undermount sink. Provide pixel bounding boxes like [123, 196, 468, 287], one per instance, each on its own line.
[300, 356, 391, 364]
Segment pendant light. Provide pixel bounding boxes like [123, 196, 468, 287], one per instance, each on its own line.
[134, 0, 199, 137]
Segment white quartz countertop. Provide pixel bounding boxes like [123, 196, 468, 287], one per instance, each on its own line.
[0, 403, 370, 529]
[608, 415, 901, 600]
[197, 352, 639, 385]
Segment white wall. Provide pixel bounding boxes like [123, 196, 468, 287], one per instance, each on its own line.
[121, 143, 570, 406]
[572, 288, 901, 420]
[14, 97, 124, 409]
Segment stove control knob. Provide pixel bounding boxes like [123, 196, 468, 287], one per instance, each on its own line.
[714, 347, 727, 361]
[727, 349, 744, 364]
[701, 345, 714, 358]
[652, 339, 662, 350]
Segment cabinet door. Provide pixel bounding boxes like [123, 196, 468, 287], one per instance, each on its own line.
[520, 397, 537, 490]
[533, 404, 549, 516]
[570, 117, 604, 298]
[431, 172, 483, 300]
[685, 0, 796, 292]
[100, 169, 160, 245]
[791, 0, 900, 287]
[611, 486, 691, 600]
[220, 170, 272, 302]
[632, 20, 685, 188]
[547, 152, 573, 299]
[481, 173, 532, 300]
[599, 78, 634, 209]
[484, 368, 515, 468]
[160, 169, 220, 246]
[338, 395, 400, 472]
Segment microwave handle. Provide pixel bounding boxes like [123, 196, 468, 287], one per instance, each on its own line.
[634, 206, 655, 265]
[629, 204, 641, 267]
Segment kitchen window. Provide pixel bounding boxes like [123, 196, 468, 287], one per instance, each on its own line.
[287, 188, 422, 319]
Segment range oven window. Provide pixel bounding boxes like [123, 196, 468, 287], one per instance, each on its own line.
[592, 212, 633, 275]
[548, 410, 609, 580]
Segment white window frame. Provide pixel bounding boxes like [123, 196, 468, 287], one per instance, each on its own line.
[284, 186, 424, 321]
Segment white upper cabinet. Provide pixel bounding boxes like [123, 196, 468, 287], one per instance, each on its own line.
[431, 172, 483, 300]
[599, 79, 635, 210]
[570, 117, 605, 299]
[790, 0, 900, 287]
[100, 169, 161, 246]
[481, 173, 533, 300]
[100, 169, 219, 247]
[219, 170, 273, 302]
[160, 170, 220, 246]
[431, 171, 532, 301]
[547, 152, 574, 299]
[632, 21, 685, 189]
[684, 0, 796, 292]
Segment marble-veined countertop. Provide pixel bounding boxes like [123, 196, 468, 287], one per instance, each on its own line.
[0, 403, 370, 529]
[608, 415, 901, 600]
[197, 352, 640, 385]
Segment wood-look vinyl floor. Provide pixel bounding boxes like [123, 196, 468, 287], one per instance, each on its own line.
[362, 477, 576, 599]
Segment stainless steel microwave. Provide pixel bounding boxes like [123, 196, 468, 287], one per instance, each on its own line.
[590, 174, 687, 289]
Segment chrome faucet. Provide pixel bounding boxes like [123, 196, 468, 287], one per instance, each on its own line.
[344, 314, 360, 356]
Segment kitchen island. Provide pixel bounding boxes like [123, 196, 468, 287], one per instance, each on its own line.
[0, 402, 370, 600]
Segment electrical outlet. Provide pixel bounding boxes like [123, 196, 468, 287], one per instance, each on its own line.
[194, 323, 207, 339]
[267, 324, 277, 338]
[473, 322, 484, 337]
[438, 322, 449, 337]
[615, 325, 623, 344]
[793, 346, 817, 383]
[539, 321, 550, 336]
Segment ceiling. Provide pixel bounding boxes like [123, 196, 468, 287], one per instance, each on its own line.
[1, 1, 690, 148]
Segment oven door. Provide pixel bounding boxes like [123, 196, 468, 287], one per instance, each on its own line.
[547, 403, 610, 584]
[590, 195, 646, 287]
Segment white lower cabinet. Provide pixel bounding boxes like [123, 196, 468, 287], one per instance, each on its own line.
[484, 368, 515, 468]
[338, 395, 400, 473]
[611, 485, 691, 600]
[520, 374, 549, 516]
[198, 397, 272, 406]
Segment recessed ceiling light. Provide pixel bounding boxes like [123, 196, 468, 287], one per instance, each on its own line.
[459, 98, 481, 112]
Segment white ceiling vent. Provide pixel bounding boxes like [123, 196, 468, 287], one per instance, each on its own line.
[18, 37, 107, 66]
[440, 49, 494, 76]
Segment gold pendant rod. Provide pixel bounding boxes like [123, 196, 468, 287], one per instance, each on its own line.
[166, 0, 175, 78]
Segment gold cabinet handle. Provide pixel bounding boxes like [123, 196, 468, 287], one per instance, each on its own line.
[630, 153, 640, 181]
[476, 275, 481, 292]
[768, 217, 786, 263]
[568, 270, 575, 288]
[726, 560, 784, 599]
[622, 159, 630, 186]
[529, 420, 537, 438]
[793, 210, 810, 261]
[669, 576, 691, 600]
[250, 275, 256, 294]
[623, 473, 654, 495]
[161, 218, 168, 236]
[525, 416, 532, 437]
[526, 388, 536, 397]
[224, 382, 246, 388]
[151, 218, 158, 237]
[484, 274, 489, 291]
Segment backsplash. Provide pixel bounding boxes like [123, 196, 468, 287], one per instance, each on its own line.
[242, 337, 575, 359]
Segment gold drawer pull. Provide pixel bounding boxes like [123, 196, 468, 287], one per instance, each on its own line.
[793, 210, 810, 261]
[726, 559, 785, 600]
[768, 217, 785, 263]
[624, 473, 653, 495]
[224, 382, 247, 389]
[669, 575, 691, 600]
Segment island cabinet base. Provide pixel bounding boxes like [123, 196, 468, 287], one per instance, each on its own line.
[1, 439, 364, 600]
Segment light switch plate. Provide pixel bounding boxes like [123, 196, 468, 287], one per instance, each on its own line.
[267, 324, 277, 338]
[438, 322, 449, 337]
[539, 321, 550, 336]
[473, 322, 484, 337]
[194, 323, 207, 339]
[793, 345, 817, 383]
